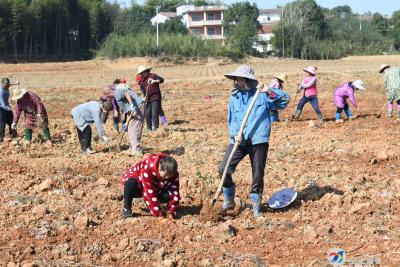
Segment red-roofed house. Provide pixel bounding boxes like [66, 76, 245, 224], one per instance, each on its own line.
[151, 4, 226, 40]
[151, 4, 281, 47]
[253, 8, 281, 54]
[254, 22, 279, 53]
[177, 3, 226, 40]
[258, 9, 281, 24]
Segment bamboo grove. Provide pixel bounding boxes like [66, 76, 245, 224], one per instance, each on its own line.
[0, 0, 119, 60]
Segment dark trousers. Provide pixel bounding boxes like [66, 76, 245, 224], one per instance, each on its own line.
[76, 126, 92, 150]
[159, 101, 165, 116]
[219, 141, 269, 194]
[123, 179, 170, 210]
[297, 95, 322, 115]
[145, 100, 161, 130]
[0, 108, 13, 143]
[336, 103, 349, 114]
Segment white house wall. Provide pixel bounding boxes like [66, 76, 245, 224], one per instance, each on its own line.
[258, 14, 280, 24]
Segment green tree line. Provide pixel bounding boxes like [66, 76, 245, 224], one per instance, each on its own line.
[97, 0, 238, 59]
[0, 0, 120, 60]
[1, 0, 400, 61]
[0, 0, 226, 60]
[272, 0, 400, 59]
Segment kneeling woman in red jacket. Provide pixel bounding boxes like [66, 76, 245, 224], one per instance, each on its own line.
[121, 153, 180, 221]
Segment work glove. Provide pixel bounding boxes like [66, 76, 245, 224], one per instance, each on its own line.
[148, 78, 155, 84]
[101, 135, 109, 145]
[234, 135, 242, 144]
[260, 85, 273, 94]
[129, 104, 136, 112]
[11, 123, 17, 130]
[122, 123, 128, 132]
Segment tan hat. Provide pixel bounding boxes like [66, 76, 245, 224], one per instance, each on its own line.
[379, 64, 390, 73]
[137, 65, 152, 75]
[273, 74, 287, 83]
[11, 88, 27, 101]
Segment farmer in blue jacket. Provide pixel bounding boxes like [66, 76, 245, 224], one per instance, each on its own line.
[71, 100, 112, 154]
[0, 78, 14, 144]
[114, 83, 145, 155]
[219, 65, 289, 218]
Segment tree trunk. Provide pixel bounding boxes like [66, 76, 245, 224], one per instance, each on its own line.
[13, 37, 18, 61]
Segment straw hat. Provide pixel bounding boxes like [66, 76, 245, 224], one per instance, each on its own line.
[353, 80, 366, 90]
[273, 74, 287, 83]
[137, 65, 152, 75]
[225, 65, 257, 81]
[379, 64, 390, 73]
[303, 66, 317, 75]
[11, 88, 27, 101]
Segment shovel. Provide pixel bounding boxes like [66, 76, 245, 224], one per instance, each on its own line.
[290, 85, 301, 119]
[375, 102, 388, 118]
[108, 115, 133, 152]
[210, 86, 262, 207]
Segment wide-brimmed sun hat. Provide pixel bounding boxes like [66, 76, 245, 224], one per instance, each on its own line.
[137, 65, 152, 75]
[268, 188, 298, 209]
[11, 88, 27, 101]
[303, 66, 317, 75]
[379, 64, 390, 73]
[273, 73, 287, 83]
[353, 80, 366, 90]
[225, 65, 257, 81]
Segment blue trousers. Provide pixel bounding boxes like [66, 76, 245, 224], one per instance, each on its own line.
[335, 103, 352, 119]
[297, 96, 322, 115]
[270, 110, 280, 122]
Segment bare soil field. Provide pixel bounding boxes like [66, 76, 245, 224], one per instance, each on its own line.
[1, 55, 400, 266]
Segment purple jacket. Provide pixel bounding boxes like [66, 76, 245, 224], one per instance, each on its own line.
[100, 95, 119, 113]
[100, 84, 119, 115]
[333, 82, 357, 108]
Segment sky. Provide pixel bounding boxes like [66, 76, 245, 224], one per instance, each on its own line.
[111, 0, 399, 16]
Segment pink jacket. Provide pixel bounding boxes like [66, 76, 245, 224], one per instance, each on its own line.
[333, 82, 357, 108]
[301, 76, 317, 97]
